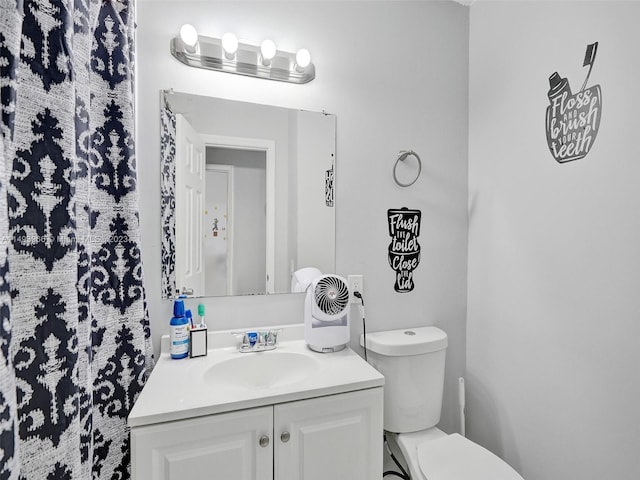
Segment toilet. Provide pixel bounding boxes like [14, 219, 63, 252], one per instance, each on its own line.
[361, 326, 524, 480]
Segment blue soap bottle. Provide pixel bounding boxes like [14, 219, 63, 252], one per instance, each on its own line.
[170, 298, 189, 359]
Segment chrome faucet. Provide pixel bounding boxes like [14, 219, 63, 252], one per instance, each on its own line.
[234, 329, 282, 352]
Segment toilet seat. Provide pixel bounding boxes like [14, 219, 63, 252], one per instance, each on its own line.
[417, 434, 524, 480]
[394, 430, 524, 480]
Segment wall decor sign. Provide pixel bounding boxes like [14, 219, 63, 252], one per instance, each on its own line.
[325, 165, 334, 207]
[545, 42, 602, 163]
[387, 208, 421, 293]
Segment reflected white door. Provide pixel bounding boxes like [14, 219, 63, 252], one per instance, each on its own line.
[205, 166, 233, 296]
[175, 114, 205, 297]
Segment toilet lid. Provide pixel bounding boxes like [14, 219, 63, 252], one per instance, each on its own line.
[417, 434, 524, 480]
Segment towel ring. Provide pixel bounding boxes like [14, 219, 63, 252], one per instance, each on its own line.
[393, 150, 422, 187]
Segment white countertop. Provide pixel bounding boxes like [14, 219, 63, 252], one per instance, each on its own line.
[128, 325, 384, 428]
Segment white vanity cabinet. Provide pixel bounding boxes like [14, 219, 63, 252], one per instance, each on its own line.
[274, 388, 382, 480]
[131, 406, 273, 480]
[131, 387, 383, 480]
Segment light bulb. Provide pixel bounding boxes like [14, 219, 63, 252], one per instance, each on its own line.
[179, 24, 198, 52]
[295, 48, 311, 70]
[261, 39, 277, 61]
[221, 32, 239, 59]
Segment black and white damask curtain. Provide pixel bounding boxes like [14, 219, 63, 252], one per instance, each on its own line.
[160, 98, 176, 300]
[0, 1, 153, 479]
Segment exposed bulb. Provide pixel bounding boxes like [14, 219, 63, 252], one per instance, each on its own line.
[260, 39, 277, 62]
[221, 32, 239, 59]
[295, 48, 311, 69]
[179, 24, 198, 52]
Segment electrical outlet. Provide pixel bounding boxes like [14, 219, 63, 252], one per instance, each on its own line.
[348, 275, 364, 304]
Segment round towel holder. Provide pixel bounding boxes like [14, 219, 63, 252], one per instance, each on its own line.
[393, 150, 422, 187]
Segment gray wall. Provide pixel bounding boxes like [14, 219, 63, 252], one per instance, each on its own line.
[137, 0, 469, 434]
[468, 2, 640, 479]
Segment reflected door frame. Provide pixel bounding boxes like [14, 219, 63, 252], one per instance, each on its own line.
[201, 134, 276, 294]
[205, 164, 234, 296]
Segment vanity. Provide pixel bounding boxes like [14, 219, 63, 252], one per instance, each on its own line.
[145, 90, 381, 478]
[128, 325, 384, 480]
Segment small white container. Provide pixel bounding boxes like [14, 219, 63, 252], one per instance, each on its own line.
[189, 327, 208, 357]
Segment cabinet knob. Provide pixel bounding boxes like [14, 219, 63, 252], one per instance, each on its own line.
[280, 431, 290, 443]
[259, 435, 270, 448]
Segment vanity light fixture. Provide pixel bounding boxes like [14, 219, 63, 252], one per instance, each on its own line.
[171, 25, 315, 84]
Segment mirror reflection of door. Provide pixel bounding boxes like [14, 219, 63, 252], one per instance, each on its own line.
[205, 165, 233, 296]
[206, 147, 267, 296]
[161, 92, 336, 299]
[175, 115, 206, 297]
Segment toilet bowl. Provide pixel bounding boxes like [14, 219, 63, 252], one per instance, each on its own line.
[361, 327, 524, 480]
[391, 428, 524, 480]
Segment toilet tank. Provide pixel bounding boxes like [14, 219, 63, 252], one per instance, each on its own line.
[361, 326, 447, 433]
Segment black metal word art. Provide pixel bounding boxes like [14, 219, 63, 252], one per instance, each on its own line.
[545, 42, 602, 163]
[387, 208, 421, 293]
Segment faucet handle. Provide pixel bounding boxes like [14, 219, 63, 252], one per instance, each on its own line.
[231, 329, 282, 352]
[267, 329, 281, 346]
[230, 331, 251, 349]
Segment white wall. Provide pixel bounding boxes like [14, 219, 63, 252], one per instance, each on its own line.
[294, 110, 336, 273]
[137, 0, 469, 433]
[468, 2, 640, 479]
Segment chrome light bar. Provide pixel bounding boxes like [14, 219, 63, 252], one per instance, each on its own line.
[170, 35, 316, 84]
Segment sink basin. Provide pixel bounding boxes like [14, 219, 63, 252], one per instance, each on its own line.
[203, 351, 320, 390]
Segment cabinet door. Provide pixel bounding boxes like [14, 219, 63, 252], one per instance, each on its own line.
[274, 388, 383, 480]
[131, 406, 273, 480]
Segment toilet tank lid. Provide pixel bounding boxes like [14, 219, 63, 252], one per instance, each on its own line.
[360, 326, 447, 356]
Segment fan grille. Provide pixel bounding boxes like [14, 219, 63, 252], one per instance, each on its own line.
[314, 276, 349, 316]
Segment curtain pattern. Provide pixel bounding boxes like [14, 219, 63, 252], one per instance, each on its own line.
[0, 1, 153, 478]
[159, 97, 176, 300]
[1, 2, 25, 479]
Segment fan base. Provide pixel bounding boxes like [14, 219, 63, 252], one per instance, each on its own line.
[308, 343, 347, 354]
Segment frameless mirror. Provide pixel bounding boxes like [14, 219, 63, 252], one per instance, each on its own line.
[160, 91, 336, 299]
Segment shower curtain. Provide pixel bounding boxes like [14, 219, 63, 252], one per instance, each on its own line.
[160, 99, 176, 300]
[0, 1, 153, 478]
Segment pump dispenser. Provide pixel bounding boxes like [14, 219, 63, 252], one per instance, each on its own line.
[170, 298, 189, 359]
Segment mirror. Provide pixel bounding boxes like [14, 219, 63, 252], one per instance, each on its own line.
[160, 91, 336, 299]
